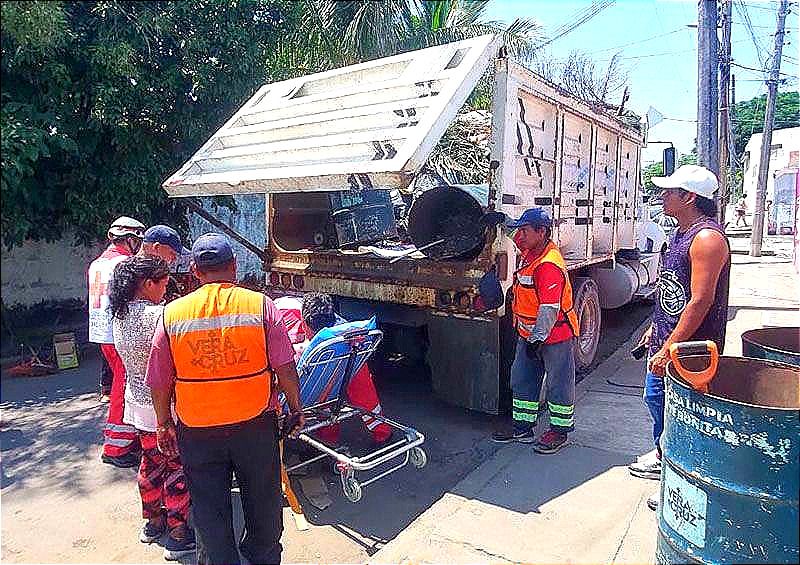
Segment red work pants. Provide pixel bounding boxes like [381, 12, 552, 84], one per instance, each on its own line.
[100, 344, 138, 457]
[317, 364, 392, 444]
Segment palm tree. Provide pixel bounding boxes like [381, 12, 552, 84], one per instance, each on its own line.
[287, 0, 542, 73]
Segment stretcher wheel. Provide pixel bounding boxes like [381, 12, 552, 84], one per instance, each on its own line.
[342, 475, 362, 503]
[410, 447, 427, 469]
[333, 459, 347, 475]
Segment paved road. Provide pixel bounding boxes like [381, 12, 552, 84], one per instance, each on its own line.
[0, 301, 650, 563]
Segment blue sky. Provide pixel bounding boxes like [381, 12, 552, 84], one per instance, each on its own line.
[484, 0, 799, 164]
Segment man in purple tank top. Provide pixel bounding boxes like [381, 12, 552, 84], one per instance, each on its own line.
[627, 165, 731, 510]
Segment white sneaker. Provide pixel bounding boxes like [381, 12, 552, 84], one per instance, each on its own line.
[647, 491, 659, 511]
[628, 455, 661, 480]
[636, 449, 658, 463]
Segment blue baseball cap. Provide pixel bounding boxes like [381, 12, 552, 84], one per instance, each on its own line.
[505, 207, 552, 230]
[143, 225, 188, 255]
[191, 233, 234, 267]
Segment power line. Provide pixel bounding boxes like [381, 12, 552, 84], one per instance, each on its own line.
[585, 28, 686, 54]
[741, 1, 798, 11]
[735, 0, 769, 66]
[731, 60, 796, 77]
[538, 0, 616, 48]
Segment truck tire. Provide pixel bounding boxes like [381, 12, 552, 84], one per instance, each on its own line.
[572, 277, 601, 373]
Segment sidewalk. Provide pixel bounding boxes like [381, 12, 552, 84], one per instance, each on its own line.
[373, 253, 799, 564]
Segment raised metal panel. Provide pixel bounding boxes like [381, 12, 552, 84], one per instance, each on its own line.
[164, 35, 501, 196]
[617, 138, 640, 248]
[500, 87, 559, 223]
[593, 127, 618, 254]
[558, 112, 593, 261]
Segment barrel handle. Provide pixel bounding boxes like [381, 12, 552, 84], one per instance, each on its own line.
[668, 341, 719, 393]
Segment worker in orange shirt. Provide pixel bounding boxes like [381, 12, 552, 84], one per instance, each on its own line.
[492, 208, 579, 454]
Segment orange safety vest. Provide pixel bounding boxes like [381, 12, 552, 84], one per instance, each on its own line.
[163, 282, 271, 427]
[512, 241, 580, 340]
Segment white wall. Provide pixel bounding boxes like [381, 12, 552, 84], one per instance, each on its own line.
[742, 127, 800, 210]
[1, 235, 104, 308]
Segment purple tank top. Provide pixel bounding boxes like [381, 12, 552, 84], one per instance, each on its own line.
[650, 217, 731, 356]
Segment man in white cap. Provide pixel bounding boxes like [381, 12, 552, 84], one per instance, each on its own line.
[89, 216, 146, 468]
[627, 165, 730, 510]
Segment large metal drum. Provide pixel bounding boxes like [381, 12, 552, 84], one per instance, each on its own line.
[657, 347, 800, 564]
[742, 327, 800, 367]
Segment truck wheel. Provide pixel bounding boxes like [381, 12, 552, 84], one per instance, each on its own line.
[572, 277, 601, 372]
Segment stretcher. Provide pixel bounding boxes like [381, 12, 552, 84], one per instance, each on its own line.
[281, 327, 426, 502]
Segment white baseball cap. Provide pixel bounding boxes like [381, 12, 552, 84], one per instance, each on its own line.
[107, 216, 145, 238]
[652, 165, 719, 200]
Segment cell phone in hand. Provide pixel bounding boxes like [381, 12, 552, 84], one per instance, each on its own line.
[631, 343, 648, 360]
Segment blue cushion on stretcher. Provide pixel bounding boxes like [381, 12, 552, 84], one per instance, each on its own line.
[298, 316, 378, 367]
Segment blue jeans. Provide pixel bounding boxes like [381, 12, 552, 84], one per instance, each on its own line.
[643, 372, 665, 454]
[510, 337, 576, 434]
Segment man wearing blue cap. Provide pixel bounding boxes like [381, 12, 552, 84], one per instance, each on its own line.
[491, 208, 579, 454]
[137, 225, 189, 302]
[146, 233, 304, 564]
[138, 225, 188, 265]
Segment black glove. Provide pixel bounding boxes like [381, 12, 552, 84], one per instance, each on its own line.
[525, 339, 543, 359]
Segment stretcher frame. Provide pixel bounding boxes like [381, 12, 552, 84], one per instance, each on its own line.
[282, 328, 426, 502]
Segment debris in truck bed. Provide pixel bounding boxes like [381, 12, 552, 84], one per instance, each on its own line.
[426, 110, 491, 186]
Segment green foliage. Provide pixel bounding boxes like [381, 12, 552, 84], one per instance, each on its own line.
[641, 161, 663, 195]
[1, 0, 536, 248]
[1, 0, 301, 247]
[294, 0, 541, 69]
[732, 91, 799, 157]
[641, 150, 697, 197]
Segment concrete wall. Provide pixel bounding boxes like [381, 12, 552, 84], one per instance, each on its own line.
[1, 235, 104, 308]
[2, 196, 266, 308]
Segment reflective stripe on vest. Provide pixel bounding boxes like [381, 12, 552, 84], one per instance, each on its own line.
[163, 283, 271, 427]
[512, 242, 580, 339]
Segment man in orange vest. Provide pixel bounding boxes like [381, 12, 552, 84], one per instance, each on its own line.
[492, 208, 579, 454]
[147, 233, 303, 565]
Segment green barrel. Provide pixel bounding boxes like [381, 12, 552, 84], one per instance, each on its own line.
[657, 352, 800, 564]
[742, 327, 800, 367]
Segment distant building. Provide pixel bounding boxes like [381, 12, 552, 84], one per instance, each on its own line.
[741, 127, 799, 235]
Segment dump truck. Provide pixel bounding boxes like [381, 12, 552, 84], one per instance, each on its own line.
[163, 35, 664, 414]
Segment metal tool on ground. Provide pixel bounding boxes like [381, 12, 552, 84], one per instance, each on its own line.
[657, 340, 799, 564]
[5, 345, 58, 378]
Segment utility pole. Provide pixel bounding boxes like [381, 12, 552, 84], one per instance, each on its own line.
[751, 0, 789, 256]
[697, 0, 719, 176]
[718, 0, 732, 225]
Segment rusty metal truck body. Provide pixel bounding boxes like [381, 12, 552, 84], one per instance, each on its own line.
[164, 36, 662, 414]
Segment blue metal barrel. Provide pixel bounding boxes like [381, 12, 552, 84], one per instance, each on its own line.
[742, 327, 800, 367]
[657, 355, 800, 564]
